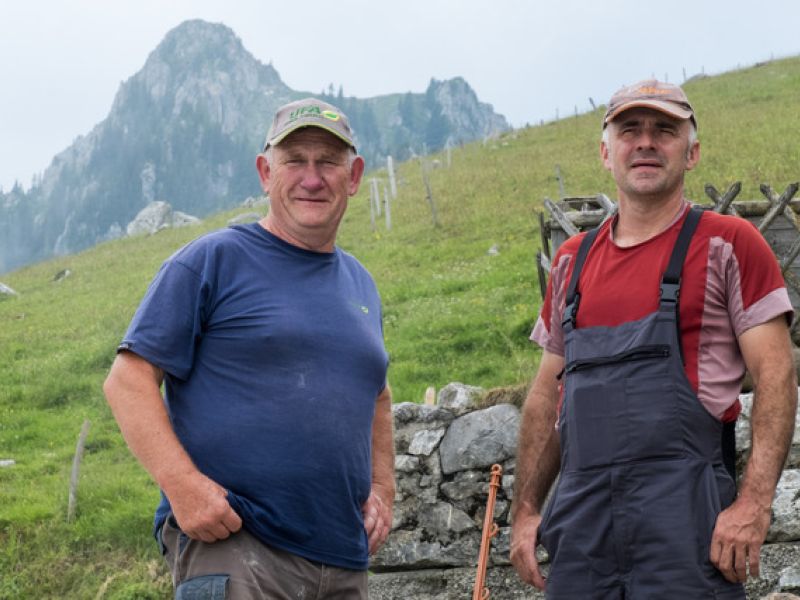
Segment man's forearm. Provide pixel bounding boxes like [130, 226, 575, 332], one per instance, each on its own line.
[512, 389, 560, 520]
[740, 359, 797, 507]
[737, 318, 798, 509]
[372, 385, 396, 500]
[511, 351, 563, 522]
[104, 352, 242, 541]
[103, 352, 200, 491]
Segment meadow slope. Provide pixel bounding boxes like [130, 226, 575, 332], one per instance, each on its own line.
[1, 57, 799, 597]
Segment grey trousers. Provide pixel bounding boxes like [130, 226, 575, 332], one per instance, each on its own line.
[159, 515, 368, 600]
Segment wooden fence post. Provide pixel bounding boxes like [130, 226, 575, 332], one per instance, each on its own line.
[555, 165, 565, 199]
[371, 178, 381, 217]
[384, 183, 391, 231]
[67, 419, 91, 523]
[420, 158, 440, 228]
[387, 156, 397, 198]
[424, 387, 436, 406]
[368, 189, 376, 232]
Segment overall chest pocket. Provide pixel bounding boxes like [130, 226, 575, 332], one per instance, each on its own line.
[562, 344, 681, 469]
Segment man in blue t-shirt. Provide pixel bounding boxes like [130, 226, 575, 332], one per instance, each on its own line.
[104, 98, 395, 599]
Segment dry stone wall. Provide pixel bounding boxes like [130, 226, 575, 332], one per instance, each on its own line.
[368, 383, 800, 599]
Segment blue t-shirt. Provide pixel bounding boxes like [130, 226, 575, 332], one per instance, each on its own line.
[120, 223, 389, 570]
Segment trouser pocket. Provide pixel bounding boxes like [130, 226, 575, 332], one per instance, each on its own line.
[160, 513, 193, 586]
[176, 574, 230, 599]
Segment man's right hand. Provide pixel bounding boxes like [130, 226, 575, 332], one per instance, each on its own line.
[510, 513, 546, 590]
[165, 471, 242, 543]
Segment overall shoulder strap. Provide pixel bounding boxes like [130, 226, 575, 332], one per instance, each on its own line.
[659, 206, 703, 306]
[659, 206, 703, 371]
[562, 226, 602, 330]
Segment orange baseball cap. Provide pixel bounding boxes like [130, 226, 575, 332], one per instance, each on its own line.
[603, 79, 696, 129]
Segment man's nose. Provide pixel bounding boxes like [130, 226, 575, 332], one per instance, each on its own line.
[635, 126, 657, 150]
[300, 164, 324, 190]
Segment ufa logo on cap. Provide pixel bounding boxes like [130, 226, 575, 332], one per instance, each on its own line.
[287, 105, 342, 123]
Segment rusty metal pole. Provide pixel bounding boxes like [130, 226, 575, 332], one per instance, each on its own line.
[473, 464, 503, 600]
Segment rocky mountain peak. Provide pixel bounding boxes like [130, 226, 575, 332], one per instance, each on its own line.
[0, 19, 507, 274]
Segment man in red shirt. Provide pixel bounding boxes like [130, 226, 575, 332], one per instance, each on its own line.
[510, 80, 797, 598]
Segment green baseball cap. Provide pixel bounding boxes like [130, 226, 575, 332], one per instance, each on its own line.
[263, 98, 356, 151]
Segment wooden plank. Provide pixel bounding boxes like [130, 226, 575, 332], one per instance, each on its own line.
[539, 251, 551, 273]
[728, 199, 800, 218]
[536, 251, 549, 301]
[544, 198, 579, 237]
[706, 183, 741, 216]
[718, 181, 742, 215]
[758, 192, 794, 233]
[550, 229, 568, 254]
[783, 269, 800, 308]
[595, 193, 617, 214]
[780, 236, 800, 274]
[759, 183, 800, 232]
[538, 211, 551, 259]
[758, 183, 799, 233]
[569, 210, 608, 229]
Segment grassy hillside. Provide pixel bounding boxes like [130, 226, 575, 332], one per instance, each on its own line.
[2, 56, 799, 598]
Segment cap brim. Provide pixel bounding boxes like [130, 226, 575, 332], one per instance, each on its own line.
[266, 122, 355, 150]
[604, 100, 694, 126]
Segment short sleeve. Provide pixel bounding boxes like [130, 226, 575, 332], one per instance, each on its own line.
[530, 251, 575, 356]
[725, 220, 793, 336]
[119, 258, 210, 380]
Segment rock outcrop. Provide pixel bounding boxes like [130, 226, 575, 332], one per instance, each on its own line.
[125, 201, 199, 237]
[0, 282, 19, 297]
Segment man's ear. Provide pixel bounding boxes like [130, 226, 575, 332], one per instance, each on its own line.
[348, 156, 365, 196]
[600, 140, 612, 171]
[256, 154, 271, 193]
[685, 140, 700, 171]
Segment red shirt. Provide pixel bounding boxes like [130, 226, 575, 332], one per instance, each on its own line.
[532, 204, 792, 422]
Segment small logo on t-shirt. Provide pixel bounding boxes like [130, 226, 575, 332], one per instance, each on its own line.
[349, 301, 369, 314]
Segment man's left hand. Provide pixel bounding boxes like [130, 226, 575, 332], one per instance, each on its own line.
[363, 488, 392, 555]
[710, 496, 771, 583]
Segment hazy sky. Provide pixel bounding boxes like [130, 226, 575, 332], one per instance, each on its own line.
[1, 0, 798, 192]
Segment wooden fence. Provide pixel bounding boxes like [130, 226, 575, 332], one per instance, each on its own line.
[537, 182, 800, 309]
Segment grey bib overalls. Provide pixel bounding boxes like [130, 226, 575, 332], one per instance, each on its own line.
[538, 208, 746, 599]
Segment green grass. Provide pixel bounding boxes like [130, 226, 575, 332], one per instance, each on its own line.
[2, 56, 800, 597]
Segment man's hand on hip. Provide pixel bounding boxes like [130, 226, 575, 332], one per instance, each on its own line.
[166, 471, 242, 543]
[510, 513, 546, 590]
[710, 495, 771, 583]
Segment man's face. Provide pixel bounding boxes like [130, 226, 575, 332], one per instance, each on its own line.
[600, 107, 699, 201]
[257, 127, 364, 250]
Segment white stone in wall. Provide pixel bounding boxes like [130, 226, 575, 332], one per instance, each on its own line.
[408, 428, 446, 456]
[395, 455, 421, 473]
[768, 469, 800, 543]
[437, 382, 484, 414]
